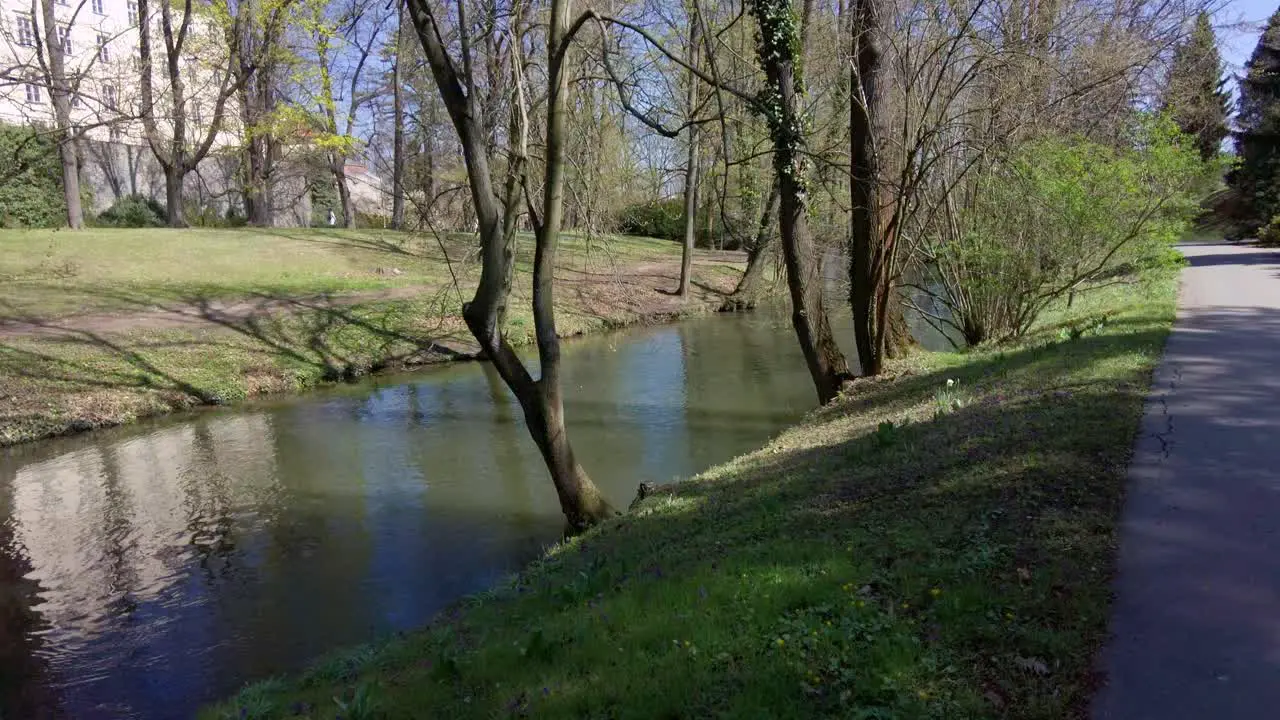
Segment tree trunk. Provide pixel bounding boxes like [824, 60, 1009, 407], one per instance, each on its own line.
[40, 0, 83, 229]
[722, 179, 779, 311]
[391, 2, 406, 230]
[677, 14, 700, 298]
[57, 140, 83, 229]
[849, 0, 886, 376]
[678, 138, 699, 298]
[751, 0, 854, 404]
[335, 161, 355, 228]
[165, 166, 186, 228]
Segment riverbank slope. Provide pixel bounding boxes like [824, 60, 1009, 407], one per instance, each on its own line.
[207, 275, 1176, 719]
[0, 228, 743, 446]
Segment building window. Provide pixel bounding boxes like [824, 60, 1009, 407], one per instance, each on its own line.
[25, 81, 42, 105]
[127, 1, 137, 24]
[92, 0, 104, 13]
[97, 33, 110, 62]
[15, 14, 34, 47]
[57, 26, 71, 54]
[103, 84, 118, 110]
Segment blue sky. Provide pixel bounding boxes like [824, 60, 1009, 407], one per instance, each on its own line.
[1220, 0, 1277, 74]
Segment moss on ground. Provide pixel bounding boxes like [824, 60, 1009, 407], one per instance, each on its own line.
[204, 276, 1176, 720]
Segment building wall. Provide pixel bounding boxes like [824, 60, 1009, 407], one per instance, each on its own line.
[0, 0, 243, 216]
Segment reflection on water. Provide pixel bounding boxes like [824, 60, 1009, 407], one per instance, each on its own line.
[1, 307, 886, 718]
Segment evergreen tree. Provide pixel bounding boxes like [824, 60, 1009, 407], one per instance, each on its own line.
[1233, 8, 1280, 226]
[1166, 12, 1230, 162]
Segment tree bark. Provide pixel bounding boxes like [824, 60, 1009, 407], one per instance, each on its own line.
[164, 166, 186, 227]
[334, 160, 355, 228]
[751, 0, 854, 404]
[722, 179, 779, 311]
[849, 0, 886, 375]
[391, 1, 406, 229]
[38, 0, 83, 228]
[677, 13, 700, 298]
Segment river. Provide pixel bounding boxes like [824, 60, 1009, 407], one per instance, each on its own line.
[0, 306, 949, 718]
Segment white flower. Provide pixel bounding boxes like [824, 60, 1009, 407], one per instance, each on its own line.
[946, 378, 955, 388]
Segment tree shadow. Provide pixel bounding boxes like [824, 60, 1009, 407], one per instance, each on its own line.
[0, 287, 479, 444]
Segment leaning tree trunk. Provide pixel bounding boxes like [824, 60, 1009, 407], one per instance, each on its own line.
[406, 0, 614, 533]
[722, 179, 779, 311]
[751, 0, 854, 404]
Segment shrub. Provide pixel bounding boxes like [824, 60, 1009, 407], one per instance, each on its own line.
[617, 199, 684, 241]
[1258, 215, 1280, 245]
[355, 210, 391, 229]
[0, 123, 69, 228]
[920, 114, 1213, 345]
[97, 194, 167, 227]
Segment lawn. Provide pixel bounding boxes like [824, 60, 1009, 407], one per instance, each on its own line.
[204, 275, 1177, 719]
[0, 228, 742, 445]
[0, 227, 684, 317]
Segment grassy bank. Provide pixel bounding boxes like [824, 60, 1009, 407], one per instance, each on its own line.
[206, 275, 1176, 719]
[0, 228, 743, 446]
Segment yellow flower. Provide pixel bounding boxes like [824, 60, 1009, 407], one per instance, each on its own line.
[930, 587, 942, 597]
[776, 638, 785, 647]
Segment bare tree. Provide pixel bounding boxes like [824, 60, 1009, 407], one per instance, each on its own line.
[137, 0, 245, 226]
[405, 0, 615, 531]
[305, 0, 389, 228]
[231, 0, 293, 226]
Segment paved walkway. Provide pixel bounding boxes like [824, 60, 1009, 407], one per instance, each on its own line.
[1094, 243, 1280, 719]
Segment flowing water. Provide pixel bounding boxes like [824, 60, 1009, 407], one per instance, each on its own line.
[0, 306, 948, 718]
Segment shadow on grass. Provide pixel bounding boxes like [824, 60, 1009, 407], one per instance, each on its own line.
[0, 287, 477, 444]
[204, 302, 1216, 719]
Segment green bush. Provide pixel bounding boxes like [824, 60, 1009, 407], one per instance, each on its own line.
[0, 123, 69, 228]
[186, 203, 248, 228]
[355, 210, 391, 229]
[1258, 215, 1280, 245]
[97, 194, 167, 227]
[618, 199, 684, 241]
[922, 114, 1213, 344]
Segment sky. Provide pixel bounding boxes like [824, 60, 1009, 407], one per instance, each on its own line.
[1219, 0, 1277, 75]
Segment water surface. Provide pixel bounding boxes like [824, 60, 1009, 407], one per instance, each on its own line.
[0, 307, 883, 718]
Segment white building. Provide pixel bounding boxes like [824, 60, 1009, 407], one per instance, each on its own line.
[0, 0, 241, 214]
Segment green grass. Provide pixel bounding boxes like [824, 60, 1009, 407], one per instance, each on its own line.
[0, 227, 683, 316]
[0, 228, 741, 445]
[203, 276, 1177, 720]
